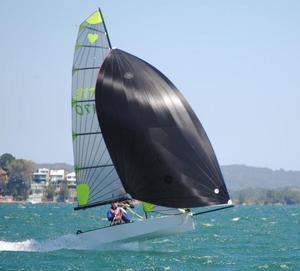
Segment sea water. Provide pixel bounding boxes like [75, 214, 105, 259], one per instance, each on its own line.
[0, 204, 299, 270]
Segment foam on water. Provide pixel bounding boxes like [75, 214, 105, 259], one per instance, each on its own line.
[0, 234, 81, 252]
[151, 239, 172, 244]
[0, 235, 160, 252]
[202, 223, 214, 227]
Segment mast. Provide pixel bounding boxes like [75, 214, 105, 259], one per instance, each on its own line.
[99, 8, 112, 49]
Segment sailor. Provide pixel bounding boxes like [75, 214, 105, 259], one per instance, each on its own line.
[107, 202, 122, 224]
[117, 202, 131, 223]
[107, 202, 130, 225]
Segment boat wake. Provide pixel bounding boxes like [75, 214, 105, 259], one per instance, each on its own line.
[0, 235, 160, 252]
[0, 234, 85, 252]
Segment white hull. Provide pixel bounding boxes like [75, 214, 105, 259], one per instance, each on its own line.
[76, 213, 194, 250]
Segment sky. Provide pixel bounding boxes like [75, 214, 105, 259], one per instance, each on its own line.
[1, 0, 299, 170]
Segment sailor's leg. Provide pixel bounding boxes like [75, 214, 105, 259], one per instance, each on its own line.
[122, 212, 131, 223]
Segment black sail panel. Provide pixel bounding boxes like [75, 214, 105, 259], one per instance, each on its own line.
[95, 49, 230, 208]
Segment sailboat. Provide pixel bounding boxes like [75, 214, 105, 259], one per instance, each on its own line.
[71, 9, 232, 248]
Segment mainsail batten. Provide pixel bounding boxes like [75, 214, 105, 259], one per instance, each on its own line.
[95, 49, 230, 208]
[72, 10, 129, 210]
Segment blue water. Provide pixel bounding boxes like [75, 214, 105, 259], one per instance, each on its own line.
[0, 204, 299, 270]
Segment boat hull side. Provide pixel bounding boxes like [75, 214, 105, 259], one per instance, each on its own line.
[77, 213, 194, 249]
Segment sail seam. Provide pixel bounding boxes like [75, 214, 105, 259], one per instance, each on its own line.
[75, 131, 102, 136]
[73, 67, 99, 72]
[80, 45, 110, 49]
[84, 26, 106, 34]
[72, 99, 95, 103]
[78, 164, 114, 170]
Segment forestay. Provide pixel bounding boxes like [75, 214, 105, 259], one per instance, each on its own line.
[72, 11, 129, 209]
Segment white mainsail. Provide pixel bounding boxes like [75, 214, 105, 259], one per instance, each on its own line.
[72, 11, 129, 209]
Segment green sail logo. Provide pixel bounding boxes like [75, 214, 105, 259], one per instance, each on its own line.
[87, 33, 99, 44]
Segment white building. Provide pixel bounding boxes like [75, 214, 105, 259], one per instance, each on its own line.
[66, 172, 76, 188]
[30, 168, 49, 203]
[32, 168, 49, 184]
[49, 169, 65, 185]
[28, 182, 44, 204]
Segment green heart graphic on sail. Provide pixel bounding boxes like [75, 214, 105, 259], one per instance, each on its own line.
[87, 33, 99, 44]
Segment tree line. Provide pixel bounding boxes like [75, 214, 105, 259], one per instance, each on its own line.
[231, 187, 300, 205]
[0, 153, 70, 201]
[0, 153, 34, 200]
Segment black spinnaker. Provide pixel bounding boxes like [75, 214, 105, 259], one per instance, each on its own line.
[95, 49, 230, 208]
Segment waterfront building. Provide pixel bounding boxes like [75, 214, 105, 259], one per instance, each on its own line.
[66, 172, 76, 188]
[32, 168, 50, 184]
[28, 182, 44, 203]
[29, 168, 50, 203]
[49, 169, 65, 186]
